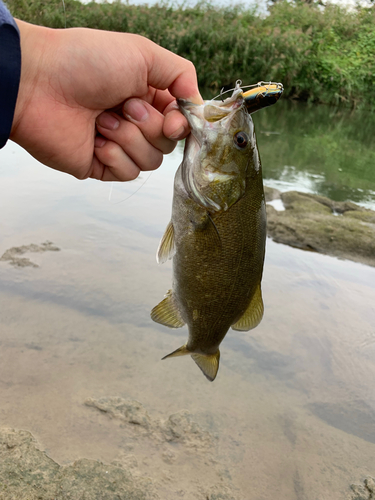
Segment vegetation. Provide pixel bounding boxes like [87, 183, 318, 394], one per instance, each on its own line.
[7, 0, 375, 108]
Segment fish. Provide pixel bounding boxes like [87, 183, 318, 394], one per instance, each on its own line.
[151, 81, 283, 381]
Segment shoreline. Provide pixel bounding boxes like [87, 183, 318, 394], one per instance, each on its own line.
[264, 186, 375, 268]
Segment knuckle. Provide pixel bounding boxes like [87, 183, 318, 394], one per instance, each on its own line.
[124, 123, 140, 143]
[97, 141, 119, 166]
[185, 59, 197, 75]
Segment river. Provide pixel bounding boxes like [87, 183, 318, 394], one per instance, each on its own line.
[0, 101, 374, 500]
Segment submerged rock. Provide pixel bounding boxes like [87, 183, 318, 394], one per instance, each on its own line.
[85, 397, 213, 449]
[0, 241, 60, 268]
[265, 189, 375, 267]
[349, 476, 375, 499]
[0, 428, 152, 500]
[85, 397, 152, 429]
[161, 410, 212, 447]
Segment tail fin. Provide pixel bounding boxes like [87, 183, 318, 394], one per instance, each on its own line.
[191, 351, 220, 382]
[162, 345, 220, 382]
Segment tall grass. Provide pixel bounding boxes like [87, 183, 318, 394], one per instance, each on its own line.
[7, 0, 375, 108]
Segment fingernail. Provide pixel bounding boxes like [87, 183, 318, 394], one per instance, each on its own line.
[94, 136, 106, 148]
[168, 126, 185, 140]
[96, 112, 119, 130]
[189, 94, 204, 105]
[123, 99, 149, 122]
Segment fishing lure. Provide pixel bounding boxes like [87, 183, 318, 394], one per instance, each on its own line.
[215, 81, 284, 114]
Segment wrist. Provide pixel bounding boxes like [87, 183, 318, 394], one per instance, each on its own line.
[10, 20, 57, 145]
[0, 8, 21, 148]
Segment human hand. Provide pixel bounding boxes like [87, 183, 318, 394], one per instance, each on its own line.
[11, 21, 202, 181]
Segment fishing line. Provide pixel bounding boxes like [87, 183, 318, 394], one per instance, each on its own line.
[213, 81, 282, 101]
[108, 171, 153, 205]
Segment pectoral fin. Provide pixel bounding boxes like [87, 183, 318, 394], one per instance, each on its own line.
[191, 351, 220, 382]
[156, 221, 175, 264]
[192, 213, 222, 252]
[151, 290, 185, 328]
[206, 214, 222, 249]
[231, 284, 264, 331]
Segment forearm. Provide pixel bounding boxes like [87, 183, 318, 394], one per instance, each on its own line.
[0, 1, 21, 148]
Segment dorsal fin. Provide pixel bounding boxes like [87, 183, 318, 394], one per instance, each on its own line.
[151, 290, 185, 328]
[231, 284, 264, 331]
[156, 221, 175, 264]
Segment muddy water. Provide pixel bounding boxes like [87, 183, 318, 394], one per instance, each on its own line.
[1, 139, 375, 500]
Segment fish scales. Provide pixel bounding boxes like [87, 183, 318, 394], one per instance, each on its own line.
[151, 81, 282, 381]
[172, 153, 266, 351]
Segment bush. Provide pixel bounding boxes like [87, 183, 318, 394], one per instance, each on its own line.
[7, 0, 375, 108]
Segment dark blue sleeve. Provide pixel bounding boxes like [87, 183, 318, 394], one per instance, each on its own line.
[0, 1, 21, 148]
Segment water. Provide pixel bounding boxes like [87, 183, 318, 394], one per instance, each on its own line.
[0, 102, 375, 500]
[253, 100, 375, 210]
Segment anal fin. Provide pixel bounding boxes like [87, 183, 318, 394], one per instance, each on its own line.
[231, 283, 264, 331]
[151, 290, 185, 328]
[162, 344, 190, 359]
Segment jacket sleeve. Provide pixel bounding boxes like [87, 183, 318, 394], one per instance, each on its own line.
[0, 1, 21, 148]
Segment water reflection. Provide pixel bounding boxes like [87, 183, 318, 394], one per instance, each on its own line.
[0, 124, 375, 500]
[253, 100, 375, 209]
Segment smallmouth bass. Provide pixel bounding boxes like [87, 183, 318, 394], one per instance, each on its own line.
[151, 81, 283, 381]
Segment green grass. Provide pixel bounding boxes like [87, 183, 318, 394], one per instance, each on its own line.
[7, 0, 375, 108]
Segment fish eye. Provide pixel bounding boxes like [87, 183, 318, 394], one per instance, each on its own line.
[234, 132, 248, 149]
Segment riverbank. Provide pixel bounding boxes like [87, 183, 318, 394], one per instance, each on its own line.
[7, 0, 375, 108]
[265, 186, 375, 267]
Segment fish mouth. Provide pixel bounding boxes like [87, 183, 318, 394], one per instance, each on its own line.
[178, 88, 247, 213]
[177, 87, 243, 138]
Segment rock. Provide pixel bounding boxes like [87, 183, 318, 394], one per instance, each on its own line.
[266, 191, 375, 267]
[264, 185, 281, 202]
[364, 477, 375, 492]
[0, 428, 152, 500]
[206, 486, 240, 500]
[161, 410, 212, 447]
[350, 483, 370, 500]
[207, 494, 236, 500]
[85, 397, 151, 429]
[86, 398, 212, 449]
[349, 477, 375, 499]
[0, 241, 60, 268]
